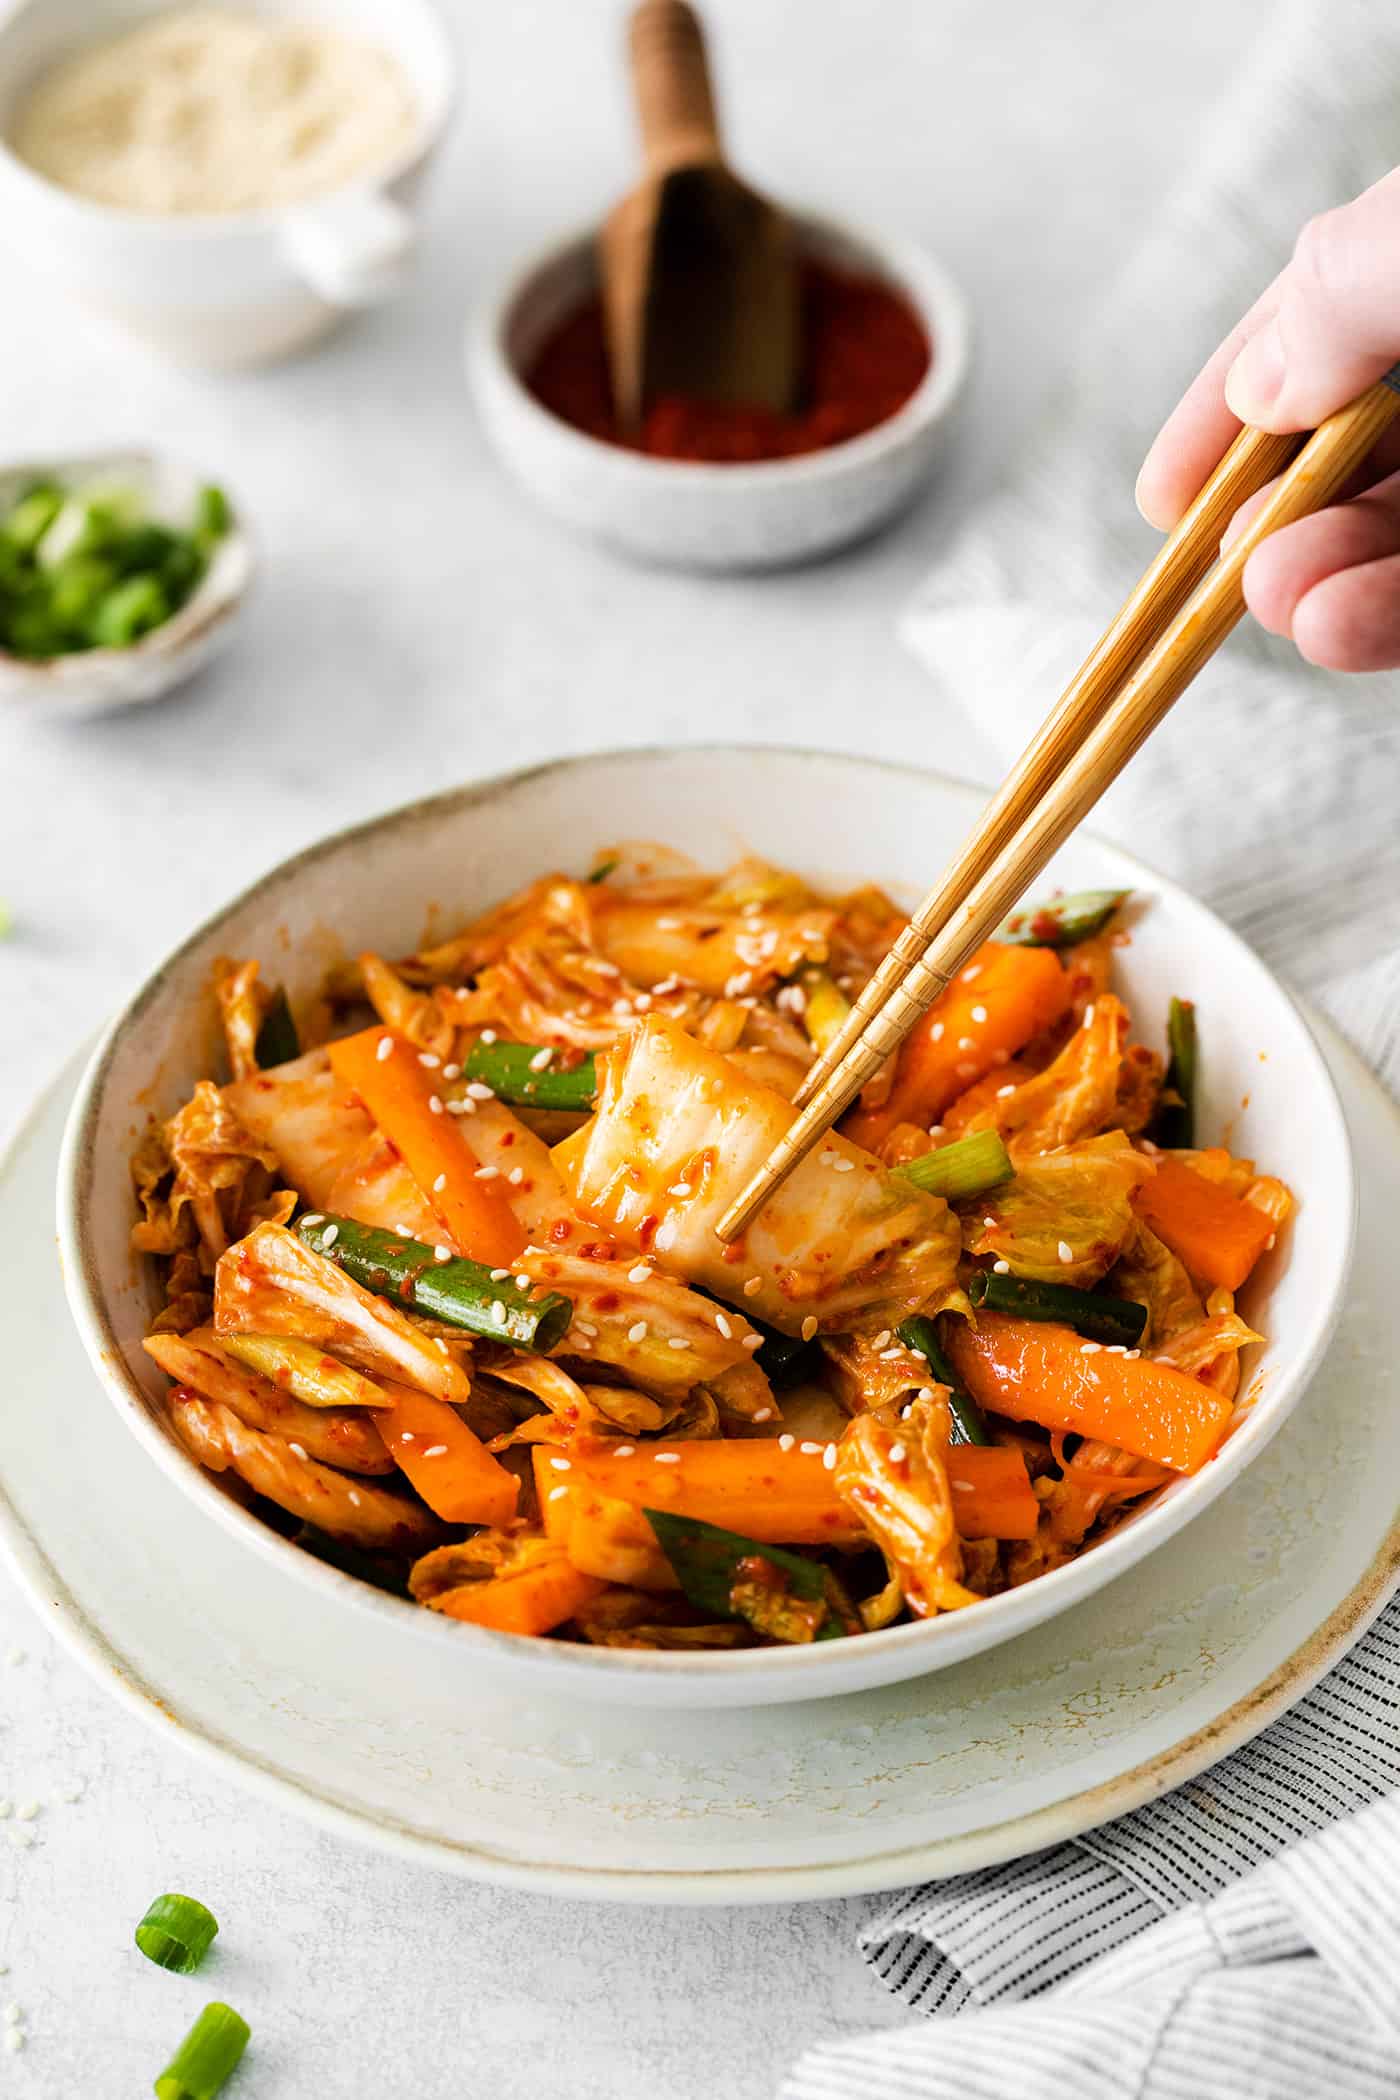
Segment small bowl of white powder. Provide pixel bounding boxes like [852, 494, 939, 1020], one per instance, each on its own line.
[0, 0, 456, 366]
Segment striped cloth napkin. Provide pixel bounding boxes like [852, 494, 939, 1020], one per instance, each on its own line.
[785, 2, 1400, 2094]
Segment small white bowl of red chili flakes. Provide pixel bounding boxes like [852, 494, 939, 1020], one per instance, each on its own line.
[466, 209, 971, 572]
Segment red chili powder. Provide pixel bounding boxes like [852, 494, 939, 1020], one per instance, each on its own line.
[523, 259, 931, 464]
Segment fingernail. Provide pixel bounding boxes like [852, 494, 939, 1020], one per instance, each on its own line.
[1225, 318, 1284, 423]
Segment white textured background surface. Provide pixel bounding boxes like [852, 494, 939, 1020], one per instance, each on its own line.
[0, 2, 1259, 2091]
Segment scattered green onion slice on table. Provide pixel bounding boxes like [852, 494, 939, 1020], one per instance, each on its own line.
[896, 1316, 991, 1445]
[967, 1270, 1148, 1348]
[153, 2002, 249, 2100]
[997, 888, 1129, 947]
[295, 1213, 573, 1352]
[458, 1041, 597, 1112]
[895, 1129, 1013, 1202]
[134, 1893, 219, 1975]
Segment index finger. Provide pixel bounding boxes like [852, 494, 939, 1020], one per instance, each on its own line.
[1135, 269, 1285, 530]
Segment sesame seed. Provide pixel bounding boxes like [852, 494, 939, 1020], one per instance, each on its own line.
[801, 1316, 819, 1341]
[743, 1277, 763, 1297]
[376, 1035, 394, 1062]
[515, 1273, 531, 1289]
[443, 1062, 461, 1080]
[490, 1268, 510, 1281]
[480, 1029, 497, 1045]
[997, 1083, 1016, 1098]
[654, 1452, 680, 1464]
[466, 1081, 494, 1100]
[878, 1346, 904, 1361]
[800, 1441, 822, 1455]
[548, 1486, 568, 1502]
[289, 1442, 307, 1461]
[958, 1036, 975, 1051]
[401, 1432, 415, 1443]
[614, 1445, 635, 1458]
[433, 1338, 448, 1355]
[1080, 1341, 1103, 1354]
[1083, 1003, 1096, 1028]
[491, 1301, 508, 1326]
[982, 1216, 996, 1227]
[658, 917, 682, 930]
[301, 1213, 324, 1229]
[320, 1222, 339, 1248]
[753, 1407, 774, 1422]
[888, 1442, 907, 1464]
[549, 1456, 571, 1471]
[993, 1259, 1011, 1274]
[575, 1321, 598, 1337]
[971, 1006, 988, 1024]
[931, 1022, 945, 1042]
[433, 1173, 447, 1192]
[475, 1165, 500, 1180]
[629, 1263, 653, 1284]
[668, 1181, 693, 1197]
[628, 1321, 649, 1342]
[917, 1387, 935, 1401]
[508, 1167, 525, 1186]
[423, 1444, 448, 1458]
[348, 1490, 362, 1506]
[529, 1047, 554, 1072]
[741, 1334, 763, 1350]
[715, 1313, 733, 1339]
[447, 1099, 472, 1115]
[668, 1337, 690, 1350]
[418, 1052, 441, 1068]
[832, 1158, 855, 1174]
[1057, 1240, 1074, 1264]
[823, 1443, 837, 1470]
[962, 964, 982, 982]
[1123, 1349, 1141, 1360]
[778, 1434, 795, 1451]
[434, 1246, 452, 1262]
[872, 1329, 892, 1350]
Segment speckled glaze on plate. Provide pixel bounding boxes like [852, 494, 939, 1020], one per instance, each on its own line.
[6, 1019, 1399, 1901]
[53, 752, 1354, 1709]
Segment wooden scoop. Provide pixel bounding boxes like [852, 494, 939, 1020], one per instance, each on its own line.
[599, 0, 799, 435]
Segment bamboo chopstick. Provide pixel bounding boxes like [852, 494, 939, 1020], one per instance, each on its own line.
[790, 420, 1303, 1111]
[717, 366, 1400, 1243]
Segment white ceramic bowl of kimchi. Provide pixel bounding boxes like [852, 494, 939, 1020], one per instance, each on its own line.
[56, 747, 1354, 1708]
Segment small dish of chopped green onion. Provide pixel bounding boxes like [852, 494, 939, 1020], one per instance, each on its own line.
[0, 450, 252, 718]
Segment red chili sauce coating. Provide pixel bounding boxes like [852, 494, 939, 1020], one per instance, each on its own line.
[523, 260, 931, 464]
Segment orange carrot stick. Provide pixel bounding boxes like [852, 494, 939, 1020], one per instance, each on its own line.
[425, 1557, 606, 1636]
[1133, 1158, 1276, 1292]
[328, 1027, 525, 1268]
[561, 1438, 864, 1545]
[945, 1444, 1040, 1540]
[947, 1313, 1231, 1474]
[375, 1381, 519, 1527]
[845, 942, 1069, 1150]
[536, 1459, 679, 1588]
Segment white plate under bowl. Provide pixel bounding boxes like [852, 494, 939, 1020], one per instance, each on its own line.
[56, 750, 1353, 1710]
[9, 1023, 1398, 1900]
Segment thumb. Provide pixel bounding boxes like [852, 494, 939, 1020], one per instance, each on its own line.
[1224, 167, 1400, 431]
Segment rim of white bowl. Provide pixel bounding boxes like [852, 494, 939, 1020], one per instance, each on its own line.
[0, 449, 253, 695]
[57, 746, 1356, 1700]
[0, 0, 456, 237]
[466, 210, 973, 487]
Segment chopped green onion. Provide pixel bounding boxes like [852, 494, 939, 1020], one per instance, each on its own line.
[253, 986, 300, 1069]
[153, 2002, 249, 2100]
[586, 858, 619, 884]
[135, 1894, 219, 1975]
[968, 1270, 1147, 1348]
[194, 484, 232, 544]
[644, 1509, 847, 1642]
[458, 1041, 597, 1112]
[1152, 996, 1197, 1149]
[296, 1213, 573, 1352]
[998, 888, 1129, 947]
[895, 1129, 1013, 1202]
[896, 1316, 991, 1445]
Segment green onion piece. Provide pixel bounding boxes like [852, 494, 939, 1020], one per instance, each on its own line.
[644, 1509, 847, 1643]
[967, 1270, 1147, 1348]
[896, 1316, 991, 1445]
[1152, 996, 1197, 1149]
[997, 888, 1129, 947]
[458, 1041, 597, 1112]
[253, 985, 300, 1069]
[135, 1894, 219, 1975]
[296, 1213, 572, 1353]
[153, 2002, 249, 2100]
[194, 484, 232, 543]
[220, 1333, 387, 1411]
[798, 968, 852, 1058]
[895, 1129, 1013, 1202]
[90, 572, 169, 648]
[586, 857, 619, 884]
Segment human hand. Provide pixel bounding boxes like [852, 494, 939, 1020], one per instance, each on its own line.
[1136, 167, 1400, 672]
